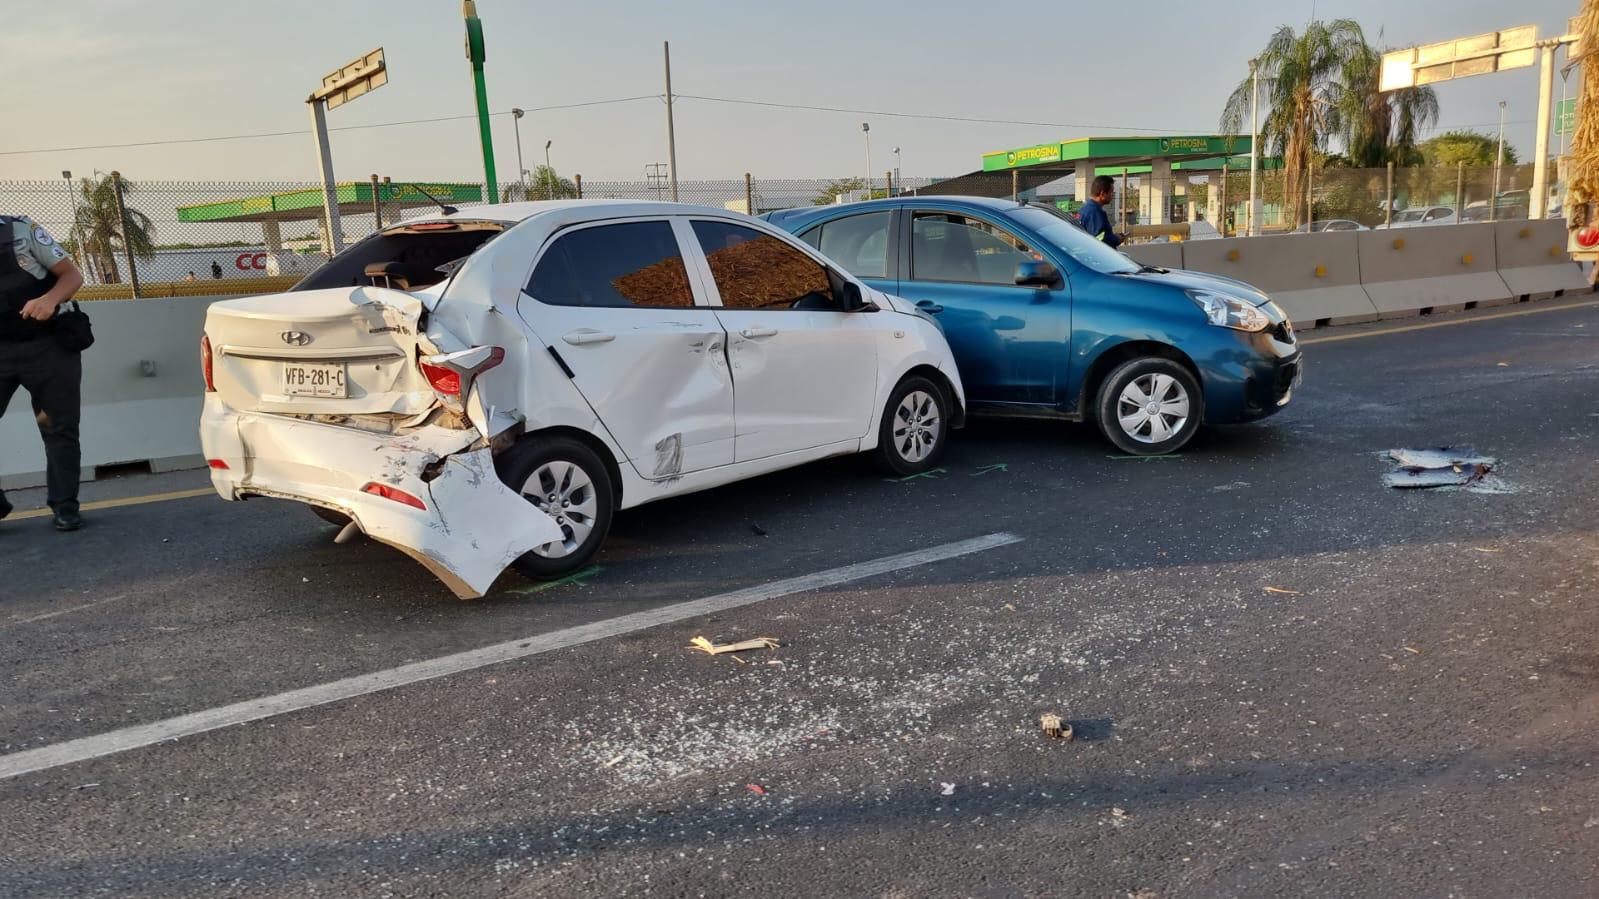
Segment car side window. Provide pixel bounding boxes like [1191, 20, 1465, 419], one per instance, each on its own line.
[526, 220, 695, 308]
[690, 220, 837, 311]
[911, 212, 1036, 285]
[813, 211, 890, 279]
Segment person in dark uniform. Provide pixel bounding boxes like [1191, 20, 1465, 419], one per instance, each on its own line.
[1077, 175, 1127, 248]
[0, 214, 87, 530]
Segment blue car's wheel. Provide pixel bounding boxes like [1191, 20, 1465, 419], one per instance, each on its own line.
[1095, 358, 1203, 456]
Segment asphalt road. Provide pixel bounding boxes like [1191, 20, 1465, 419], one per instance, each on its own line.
[4, 300, 1599, 897]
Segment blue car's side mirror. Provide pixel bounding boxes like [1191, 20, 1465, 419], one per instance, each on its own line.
[1015, 260, 1061, 288]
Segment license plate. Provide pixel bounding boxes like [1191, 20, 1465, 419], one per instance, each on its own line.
[281, 362, 347, 398]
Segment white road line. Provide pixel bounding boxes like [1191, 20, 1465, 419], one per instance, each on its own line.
[0, 532, 1021, 781]
[2, 594, 129, 628]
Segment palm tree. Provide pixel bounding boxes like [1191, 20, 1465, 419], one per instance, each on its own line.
[1222, 20, 1368, 227]
[1340, 43, 1440, 167]
[501, 165, 578, 202]
[69, 175, 155, 284]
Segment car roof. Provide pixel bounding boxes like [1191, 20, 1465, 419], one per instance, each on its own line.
[400, 198, 747, 227]
[764, 195, 1030, 229]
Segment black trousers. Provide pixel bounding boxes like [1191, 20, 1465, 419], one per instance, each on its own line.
[0, 335, 82, 514]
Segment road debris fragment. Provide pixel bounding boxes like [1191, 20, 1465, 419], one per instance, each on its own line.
[1382, 448, 1503, 491]
[1472, 547, 1503, 554]
[1111, 807, 1128, 819]
[1403, 646, 1423, 655]
[940, 782, 956, 796]
[689, 636, 781, 655]
[1041, 714, 1074, 740]
[1264, 586, 1302, 596]
[746, 783, 767, 796]
[750, 524, 768, 537]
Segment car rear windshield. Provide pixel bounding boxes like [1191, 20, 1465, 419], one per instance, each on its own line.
[293, 221, 506, 292]
[1007, 206, 1138, 275]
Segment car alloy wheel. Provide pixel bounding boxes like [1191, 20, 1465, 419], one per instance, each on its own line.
[1116, 373, 1191, 444]
[893, 389, 942, 463]
[521, 460, 600, 559]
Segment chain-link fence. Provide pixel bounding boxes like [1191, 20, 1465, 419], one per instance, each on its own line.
[0, 173, 940, 298]
[0, 165, 1558, 298]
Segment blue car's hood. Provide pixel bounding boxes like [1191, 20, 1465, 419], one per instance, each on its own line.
[1120, 267, 1273, 307]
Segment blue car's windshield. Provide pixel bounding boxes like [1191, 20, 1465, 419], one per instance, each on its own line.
[1008, 206, 1140, 275]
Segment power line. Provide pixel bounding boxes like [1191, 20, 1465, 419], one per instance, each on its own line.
[0, 96, 661, 158]
[673, 94, 1209, 134]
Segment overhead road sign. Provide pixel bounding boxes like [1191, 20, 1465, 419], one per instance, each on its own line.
[1379, 26, 1536, 91]
[311, 47, 388, 109]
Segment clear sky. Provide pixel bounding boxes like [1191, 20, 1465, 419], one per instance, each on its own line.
[0, 0, 1583, 183]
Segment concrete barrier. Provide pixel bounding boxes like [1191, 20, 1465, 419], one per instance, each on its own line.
[1494, 219, 1591, 300]
[1356, 223, 1511, 317]
[1, 296, 216, 490]
[1180, 231, 1377, 329]
[1122, 242, 1183, 271]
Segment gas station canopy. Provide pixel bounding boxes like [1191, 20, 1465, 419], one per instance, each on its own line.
[981, 135, 1253, 174]
[177, 181, 484, 224]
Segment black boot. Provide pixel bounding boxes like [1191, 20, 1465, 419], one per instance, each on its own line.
[52, 509, 82, 531]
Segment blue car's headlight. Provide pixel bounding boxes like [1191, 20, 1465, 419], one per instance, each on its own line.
[1187, 290, 1270, 332]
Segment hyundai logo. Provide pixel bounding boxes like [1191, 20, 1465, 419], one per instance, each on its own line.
[280, 330, 313, 346]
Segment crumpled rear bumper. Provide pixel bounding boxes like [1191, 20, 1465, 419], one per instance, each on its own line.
[199, 395, 563, 598]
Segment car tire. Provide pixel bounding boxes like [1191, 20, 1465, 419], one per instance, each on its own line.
[1095, 357, 1203, 456]
[495, 435, 615, 580]
[874, 375, 950, 475]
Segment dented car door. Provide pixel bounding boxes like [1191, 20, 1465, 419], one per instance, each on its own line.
[516, 217, 734, 479]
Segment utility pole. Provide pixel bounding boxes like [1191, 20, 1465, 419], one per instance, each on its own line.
[1248, 57, 1261, 237]
[664, 41, 679, 202]
[463, 1, 497, 192]
[511, 108, 527, 184]
[1531, 41, 1557, 218]
[1493, 99, 1507, 222]
[861, 122, 872, 199]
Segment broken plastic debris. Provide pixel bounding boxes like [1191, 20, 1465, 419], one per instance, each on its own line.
[1403, 646, 1423, 655]
[746, 783, 767, 796]
[1041, 714, 1074, 741]
[1264, 586, 1302, 595]
[1383, 448, 1499, 491]
[940, 782, 956, 796]
[690, 636, 781, 655]
[1111, 807, 1129, 819]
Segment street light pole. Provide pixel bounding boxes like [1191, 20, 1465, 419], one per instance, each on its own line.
[1493, 99, 1507, 223]
[861, 122, 871, 199]
[511, 108, 526, 185]
[893, 146, 901, 194]
[1248, 57, 1261, 237]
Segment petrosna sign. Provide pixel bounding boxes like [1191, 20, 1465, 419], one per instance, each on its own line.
[1159, 137, 1213, 153]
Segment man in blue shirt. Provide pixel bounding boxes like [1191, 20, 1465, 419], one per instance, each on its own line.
[1077, 175, 1125, 248]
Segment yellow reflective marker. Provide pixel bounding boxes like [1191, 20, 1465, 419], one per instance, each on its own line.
[6, 487, 215, 521]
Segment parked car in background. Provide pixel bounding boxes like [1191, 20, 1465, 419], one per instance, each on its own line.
[1375, 206, 1457, 229]
[1295, 219, 1366, 233]
[765, 196, 1301, 456]
[199, 201, 964, 597]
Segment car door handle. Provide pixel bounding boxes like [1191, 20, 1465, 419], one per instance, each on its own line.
[739, 327, 779, 339]
[915, 301, 944, 314]
[562, 329, 615, 346]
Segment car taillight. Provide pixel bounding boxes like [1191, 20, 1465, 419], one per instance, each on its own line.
[200, 333, 215, 392]
[362, 482, 427, 510]
[418, 360, 462, 395]
[418, 346, 504, 396]
[207, 459, 229, 470]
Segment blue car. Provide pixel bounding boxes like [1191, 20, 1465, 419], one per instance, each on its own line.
[765, 197, 1301, 455]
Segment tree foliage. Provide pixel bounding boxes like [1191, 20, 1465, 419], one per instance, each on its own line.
[1419, 130, 1518, 168]
[63, 175, 156, 285]
[502, 165, 578, 201]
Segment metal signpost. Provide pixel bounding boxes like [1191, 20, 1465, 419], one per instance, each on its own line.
[463, 1, 497, 192]
[307, 47, 388, 254]
[1380, 25, 1577, 219]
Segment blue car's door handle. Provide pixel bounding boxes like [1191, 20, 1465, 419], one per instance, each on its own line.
[916, 300, 944, 314]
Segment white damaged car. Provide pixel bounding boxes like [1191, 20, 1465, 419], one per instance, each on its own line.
[199, 201, 964, 597]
